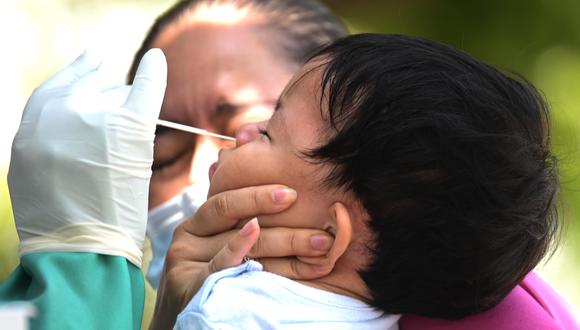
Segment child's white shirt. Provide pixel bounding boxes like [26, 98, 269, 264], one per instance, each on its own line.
[175, 260, 400, 330]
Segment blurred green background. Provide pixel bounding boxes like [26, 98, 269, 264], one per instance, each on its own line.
[0, 0, 578, 323]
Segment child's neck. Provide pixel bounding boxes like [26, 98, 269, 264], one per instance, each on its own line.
[297, 259, 372, 303]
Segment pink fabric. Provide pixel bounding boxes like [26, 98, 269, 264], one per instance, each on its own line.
[399, 272, 580, 330]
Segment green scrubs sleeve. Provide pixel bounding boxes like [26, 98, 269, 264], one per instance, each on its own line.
[0, 252, 145, 330]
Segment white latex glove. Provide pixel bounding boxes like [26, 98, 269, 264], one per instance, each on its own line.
[8, 49, 167, 267]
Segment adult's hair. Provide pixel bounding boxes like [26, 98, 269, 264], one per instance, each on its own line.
[306, 34, 559, 318]
[127, 0, 348, 82]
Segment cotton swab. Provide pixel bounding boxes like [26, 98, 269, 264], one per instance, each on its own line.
[156, 119, 236, 141]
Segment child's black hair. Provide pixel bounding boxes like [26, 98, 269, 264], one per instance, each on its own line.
[306, 34, 559, 318]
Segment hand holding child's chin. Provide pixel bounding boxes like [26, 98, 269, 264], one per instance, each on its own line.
[153, 184, 335, 330]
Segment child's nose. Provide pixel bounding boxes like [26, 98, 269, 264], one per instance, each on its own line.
[235, 121, 267, 146]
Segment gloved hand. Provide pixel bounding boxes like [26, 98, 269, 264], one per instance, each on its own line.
[8, 49, 167, 267]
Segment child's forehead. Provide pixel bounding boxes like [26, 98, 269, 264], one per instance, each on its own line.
[280, 57, 328, 101]
[275, 57, 333, 132]
[270, 60, 333, 151]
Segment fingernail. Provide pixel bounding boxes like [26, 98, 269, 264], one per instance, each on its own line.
[272, 188, 297, 203]
[240, 218, 258, 236]
[310, 235, 332, 250]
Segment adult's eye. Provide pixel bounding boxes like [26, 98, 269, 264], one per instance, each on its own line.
[152, 148, 191, 172]
[151, 130, 196, 177]
[216, 102, 238, 116]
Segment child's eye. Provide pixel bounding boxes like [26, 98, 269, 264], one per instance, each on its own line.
[258, 127, 270, 139]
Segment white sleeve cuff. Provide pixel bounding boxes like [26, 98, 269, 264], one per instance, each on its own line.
[18, 223, 143, 267]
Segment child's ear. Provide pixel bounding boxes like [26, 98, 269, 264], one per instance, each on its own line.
[298, 202, 355, 274]
[298, 201, 366, 277]
[323, 202, 353, 264]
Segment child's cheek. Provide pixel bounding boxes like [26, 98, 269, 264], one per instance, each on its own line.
[211, 154, 265, 194]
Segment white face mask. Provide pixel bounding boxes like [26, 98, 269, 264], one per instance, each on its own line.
[145, 182, 209, 288]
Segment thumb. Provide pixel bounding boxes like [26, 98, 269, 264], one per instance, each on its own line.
[124, 48, 167, 125]
[208, 219, 260, 274]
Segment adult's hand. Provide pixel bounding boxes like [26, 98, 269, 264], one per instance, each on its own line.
[152, 184, 335, 330]
[8, 48, 167, 267]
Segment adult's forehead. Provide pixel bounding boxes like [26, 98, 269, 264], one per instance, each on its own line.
[153, 21, 264, 56]
[150, 19, 295, 129]
[153, 21, 288, 80]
